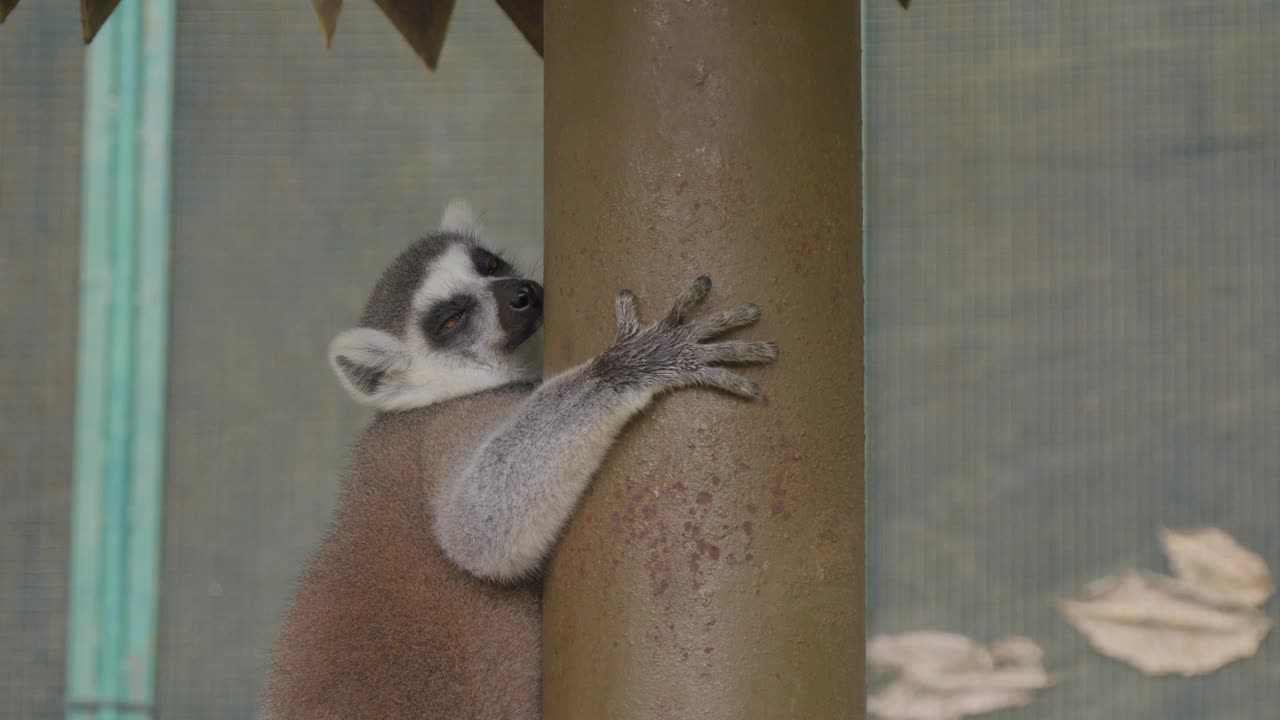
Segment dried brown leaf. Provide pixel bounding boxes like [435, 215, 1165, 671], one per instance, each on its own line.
[990, 636, 1044, 666]
[869, 681, 1035, 720]
[868, 632, 1051, 720]
[868, 631, 992, 674]
[1059, 570, 1271, 676]
[1159, 527, 1274, 607]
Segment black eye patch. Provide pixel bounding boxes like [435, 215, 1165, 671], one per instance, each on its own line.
[469, 246, 514, 277]
[420, 293, 478, 348]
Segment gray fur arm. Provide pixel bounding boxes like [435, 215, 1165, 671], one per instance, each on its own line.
[432, 364, 653, 581]
[432, 276, 778, 582]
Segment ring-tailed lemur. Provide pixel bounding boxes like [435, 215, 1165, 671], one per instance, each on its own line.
[262, 200, 778, 720]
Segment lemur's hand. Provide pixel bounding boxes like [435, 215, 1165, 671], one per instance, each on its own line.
[589, 275, 778, 399]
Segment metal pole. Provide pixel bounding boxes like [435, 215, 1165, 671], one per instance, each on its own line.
[542, 1, 864, 718]
[67, 1, 176, 717]
[126, 0, 176, 711]
[68, 13, 120, 716]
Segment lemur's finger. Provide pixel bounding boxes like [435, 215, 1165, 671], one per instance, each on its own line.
[662, 275, 712, 327]
[688, 304, 761, 340]
[688, 368, 761, 399]
[615, 289, 640, 336]
[695, 340, 779, 366]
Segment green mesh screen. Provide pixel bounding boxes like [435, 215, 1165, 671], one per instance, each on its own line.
[0, 4, 83, 718]
[865, 2, 1280, 717]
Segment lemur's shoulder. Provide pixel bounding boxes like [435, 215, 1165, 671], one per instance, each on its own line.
[344, 379, 539, 495]
[362, 379, 538, 446]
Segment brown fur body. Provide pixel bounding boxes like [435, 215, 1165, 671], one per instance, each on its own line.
[263, 383, 541, 720]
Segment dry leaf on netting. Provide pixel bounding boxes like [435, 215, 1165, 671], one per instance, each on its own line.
[1159, 527, 1274, 607]
[1059, 570, 1271, 676]
[868, 631, 1052, 720]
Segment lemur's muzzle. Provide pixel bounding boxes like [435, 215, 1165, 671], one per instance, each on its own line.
[508, 281, 543, 312]
[493, 279, 544, 351]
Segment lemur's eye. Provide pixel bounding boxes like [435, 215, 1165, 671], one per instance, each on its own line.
[440, 313, 463, 332]
[487, 257, 499, 271]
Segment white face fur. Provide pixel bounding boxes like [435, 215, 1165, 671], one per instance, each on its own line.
[328, 201, 543, 412]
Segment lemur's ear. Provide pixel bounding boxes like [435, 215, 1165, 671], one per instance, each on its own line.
[440, 197, 480, 236]
[328, 328, 411, 407]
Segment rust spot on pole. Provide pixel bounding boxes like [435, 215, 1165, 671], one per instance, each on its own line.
[543, 0, 864, 717]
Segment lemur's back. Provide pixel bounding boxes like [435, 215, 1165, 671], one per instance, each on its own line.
[262, 383, 542, 720]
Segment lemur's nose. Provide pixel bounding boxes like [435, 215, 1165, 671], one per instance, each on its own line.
[510, 281, 543, 311]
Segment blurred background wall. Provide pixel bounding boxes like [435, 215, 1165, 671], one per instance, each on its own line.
[865, 1, 1279, 717]
[1, 4, 82, 717]
[3, 0, 1279, 719]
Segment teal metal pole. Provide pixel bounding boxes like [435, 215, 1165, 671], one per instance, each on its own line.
[126, 0, 177, 715]
[99, 2, 142, 716]
[67, 1, 176, 718]
[68, 12, 120, 716]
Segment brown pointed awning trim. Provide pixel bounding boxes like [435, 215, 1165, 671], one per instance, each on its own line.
[312, 0, 343, 49]
[62, 0, 542, 68]
[494, 0, 543, 57]
[0, 0, 22, 24]
[373, 0, 456, 71]
[81, 0, 122, 43]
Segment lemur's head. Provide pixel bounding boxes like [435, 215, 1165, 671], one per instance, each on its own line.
[329, 200, 543, 411]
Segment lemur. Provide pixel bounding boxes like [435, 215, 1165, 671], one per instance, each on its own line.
[261, 201, 778, 719]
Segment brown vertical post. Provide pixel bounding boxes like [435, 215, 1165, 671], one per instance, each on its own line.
[543, 1, 862, 718]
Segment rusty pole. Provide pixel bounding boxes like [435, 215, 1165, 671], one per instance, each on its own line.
[542, 1, 863, 718]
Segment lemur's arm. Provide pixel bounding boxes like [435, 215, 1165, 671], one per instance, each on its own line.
[433, 276, 778, 582]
